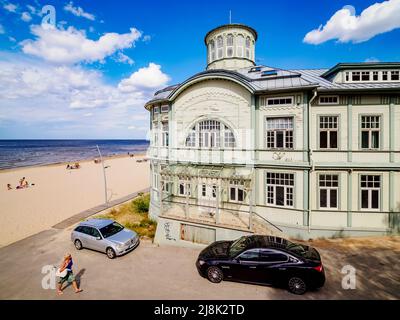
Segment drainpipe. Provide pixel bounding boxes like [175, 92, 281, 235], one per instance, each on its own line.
[307, 89, 318, 233]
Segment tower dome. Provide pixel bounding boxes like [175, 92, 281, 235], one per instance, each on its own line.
[205, 24, 257, 71]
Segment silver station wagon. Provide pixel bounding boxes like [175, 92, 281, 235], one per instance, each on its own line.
[71, 219, 140, 259]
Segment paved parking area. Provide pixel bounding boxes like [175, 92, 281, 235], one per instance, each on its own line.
[0, 227, 398, 300]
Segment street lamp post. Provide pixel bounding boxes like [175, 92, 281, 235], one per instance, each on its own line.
[96, 145, 108, 207]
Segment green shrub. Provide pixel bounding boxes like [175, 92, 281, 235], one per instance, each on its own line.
[132, 194, 150, 214]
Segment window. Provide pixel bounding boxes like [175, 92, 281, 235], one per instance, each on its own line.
[199, 120, 220, 148]
[161, 122, 168, 147]
[266, 172, 294, 207]
[362, 71, 370, 81]
[161, 105, 169, 113]
[319, 96, 339, 105]
[319, 174, 339, 209]
[153, 106, 160, 114]
[201, 184, 206, 197]
[259, 250, 288, 263]
[265, 97, 293, 106]
[373, 71, 379, 81]
[217, 36, 223, 59]
[238, 249, 259, 261]
[319, 116, 338, 149]
[345, 72, 350, 81]
[185, 127, 196, 147]
[245, 37, 251, 58]
[266, 117, 294, 149]
[226, 34, 233, 57]
[361, 116, 380, 149]
[236, 35, 244, 57]
[360, 175, 380, 210]
[161, 180, 170, 193]
[261, 70, 278, 77]
[229, 180, 246, 203]
[382, 71, 388, 81]
[209, 40, 216, 61]
[249, 66, 262, 73]
[152, 123, 159, 146]
[185, 120, 236, 149]
[391, 71, 399, 81]
[224, 126, 235, 148]
[352, 72, 360, 81]
[179, 181, 191, 196]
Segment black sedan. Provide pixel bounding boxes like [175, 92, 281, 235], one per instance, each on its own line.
[196, 235, 325, 295]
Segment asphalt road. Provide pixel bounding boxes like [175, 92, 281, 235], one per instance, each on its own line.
[0, 227, 398, 299]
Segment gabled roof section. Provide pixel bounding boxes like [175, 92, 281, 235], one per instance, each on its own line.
[321, 62, 400, 78]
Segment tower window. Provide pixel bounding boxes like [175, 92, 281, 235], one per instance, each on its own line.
[236, 35, 244, 58]
[245, 37, 251, 59]
[391, 71, 399, 81]
[382, 71, 388, 81]
[217, 36, 223, 59]
[226, 34, 234, 57]
[209, 40, 215, 62]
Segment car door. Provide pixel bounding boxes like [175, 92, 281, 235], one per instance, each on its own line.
[78, 226, 93, 248]
[255, 249, 290, 284]
[83, 227, 101, 251]
[231, 249, 260, 283]
[89, 227, 106, 252]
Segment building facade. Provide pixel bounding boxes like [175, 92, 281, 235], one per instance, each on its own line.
[145, 24, 400, 247]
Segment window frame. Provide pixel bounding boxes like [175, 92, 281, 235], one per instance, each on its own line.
[265, 172, 295, 208]
[318, 115, 339, 150]
[226, 34, 234, 58]
[264, 96, 294, 107]
[359, 174, 382, 211]
[319, 96, 339, 105]
[160, 105, 169, 113]
[161, 121, 169, 147]
[359, 114, 382, 150]
[229, 180, 246, 203]
[216, 35, 224, 59]
[265, 116, 295, 150]
[236, 34, 244, 58]
[178, 180, 191, 196]
[317, 173, 340, 210]
[390, 70, 399, 81]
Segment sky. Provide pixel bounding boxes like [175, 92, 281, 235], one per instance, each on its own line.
[0, 0, 400, 139]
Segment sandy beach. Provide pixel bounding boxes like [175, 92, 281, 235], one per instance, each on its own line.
[0, 155, 150, 247]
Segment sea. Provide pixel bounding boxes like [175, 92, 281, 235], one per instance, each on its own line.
[0, 140, 150, 170]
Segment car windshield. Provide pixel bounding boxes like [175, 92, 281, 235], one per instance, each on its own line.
[229, 236, 252, 257]
[99, 222, 124, 238]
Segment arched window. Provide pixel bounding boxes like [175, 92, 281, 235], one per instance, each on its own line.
[226, 34, 234, 57]
[217, 36, 223, 59]
[209, 39, 215, 62]
[246, 37, 251, 59]
[245, 37, 251, 59]
[236, 35, 244, 58]
[185, 120, 236, 149]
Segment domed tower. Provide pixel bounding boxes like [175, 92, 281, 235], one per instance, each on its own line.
[205, 24, 257, 71]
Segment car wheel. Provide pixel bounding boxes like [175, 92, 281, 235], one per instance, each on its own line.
[106, 247, 116, 259]
[206, 266, 223, 283]
[288, 276, 307, 295]
[74, 239, 83, 250]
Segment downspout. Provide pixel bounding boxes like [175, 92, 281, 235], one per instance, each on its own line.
[308, 89, 318, 233]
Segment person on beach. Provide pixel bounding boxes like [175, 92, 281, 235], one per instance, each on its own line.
[19, 177, 25, 187]
[57, 253, 83, 295]
[7, 184, 12, 190]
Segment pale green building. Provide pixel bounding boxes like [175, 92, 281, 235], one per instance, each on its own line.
[144, 24, 400, 246]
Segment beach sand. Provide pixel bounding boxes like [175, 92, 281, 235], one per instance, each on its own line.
[0, 155, 150, 247]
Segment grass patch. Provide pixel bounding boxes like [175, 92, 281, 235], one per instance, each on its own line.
[95, 193, 156, 239]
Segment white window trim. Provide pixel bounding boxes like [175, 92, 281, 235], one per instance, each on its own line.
[161, 105, 169, 113]
[360, 115, 381, 150]
[229, 181, 246, 203]
[265, 117, 294, 150]
[318, 115, 339, 150]
[359, 175, 381, 211]
[318, 174, 339, 210]
[265, 173, 295, 208]
[263, 96, 294, 107]
[319, 96, 339, 105]
[178, 181, 191, 196]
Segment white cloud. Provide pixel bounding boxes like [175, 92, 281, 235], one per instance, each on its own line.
[21, 25, 142, 64]
[142, 35, 151, 42]
[304, 0, 400, 44]
[64, 1, 95, 21]
[118, 63, 170, 92]
[3, 3, 17, 13]
[116, 52, 134, 65]
[21, 11, 32, 22]
[0, 53, 168, 138]
[0, 24, 5, 34]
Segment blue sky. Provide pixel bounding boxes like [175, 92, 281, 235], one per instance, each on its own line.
[0, 0, 400, 139]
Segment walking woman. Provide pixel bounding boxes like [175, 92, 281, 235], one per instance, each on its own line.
[56, 253, 83, 295]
